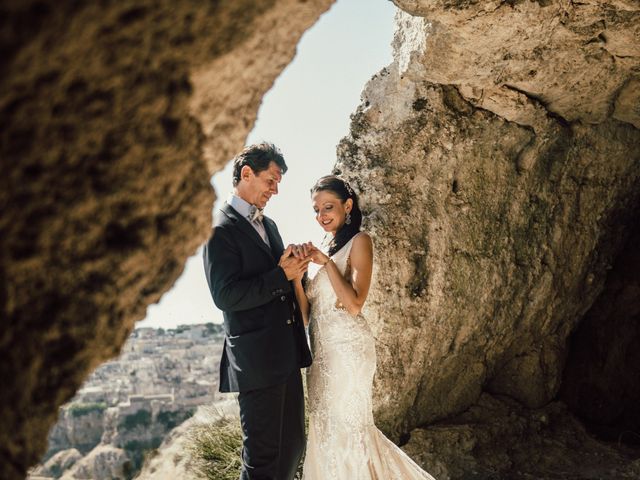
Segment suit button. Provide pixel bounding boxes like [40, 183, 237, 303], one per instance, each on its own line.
[286, 319, 292, 325]
[280, 295, 286, 301]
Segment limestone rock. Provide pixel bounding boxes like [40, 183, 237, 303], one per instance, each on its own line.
[45, 405, 106, 459]
[613, 77, 640, 129]
[136, 400, 239, 480]
[134, 414, 201, 480]
[336, 13, 640, 440]
[36, 448, 82, 478]
[0, 1, 333, 478]
[391, 1, 640, 126]
[60, 445, 130, 480]
[401, 393, 640, 480]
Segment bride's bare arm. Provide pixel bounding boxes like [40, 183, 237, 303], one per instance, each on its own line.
[293, 278, 310, 327]
[320, 233, 373, 316]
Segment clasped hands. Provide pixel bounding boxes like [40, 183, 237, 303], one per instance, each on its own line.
[278, 242, 330, 281]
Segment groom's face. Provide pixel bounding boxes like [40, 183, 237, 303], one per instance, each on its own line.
[241, 161, 283, 208]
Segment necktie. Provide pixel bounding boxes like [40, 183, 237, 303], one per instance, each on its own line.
[249, 205, 264, 223]
[247, 206, 269, 245]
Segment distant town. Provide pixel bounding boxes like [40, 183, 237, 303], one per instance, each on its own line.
[29, 323, 226, 479]
[74, 323, 224, 407]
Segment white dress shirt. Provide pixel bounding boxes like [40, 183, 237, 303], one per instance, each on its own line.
[228, 194, 270, 246]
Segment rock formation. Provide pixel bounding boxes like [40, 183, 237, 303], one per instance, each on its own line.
[44, 405, 105, 460]
[31, 449, 82, 479]
[0, 1, 333, 478]
[136, 400, 239, 480]
[59, 445, 129, 480]
[331, 0, 640, 475]
[402, 393, 640, 480]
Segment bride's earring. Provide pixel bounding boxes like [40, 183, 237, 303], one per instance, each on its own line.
[345, 212, 351, 225]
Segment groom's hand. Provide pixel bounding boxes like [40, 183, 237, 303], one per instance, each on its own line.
[279, 246, 311, 281]
[296, 242, 329, 265]
[287, 243, 309, 259]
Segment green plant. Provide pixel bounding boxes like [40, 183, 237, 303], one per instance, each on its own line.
[67, 402, 107, 418]
[157, 409, 195, 430]
[120, 409, 152, 430]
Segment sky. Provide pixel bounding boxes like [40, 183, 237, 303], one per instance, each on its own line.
[139, 0, 396, 329]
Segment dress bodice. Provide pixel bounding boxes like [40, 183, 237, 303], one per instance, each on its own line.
[306, 234, 372, 347]
[307, 235, 355, 312]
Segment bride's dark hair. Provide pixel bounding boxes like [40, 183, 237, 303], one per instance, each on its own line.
[311, 175, 362, 256]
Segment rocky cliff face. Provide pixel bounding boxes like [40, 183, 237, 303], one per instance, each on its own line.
[332, 0, 640, 474]
[45, 406, 105, 458]
[0, 1, 333, 478]
[59, 445, 130, 480]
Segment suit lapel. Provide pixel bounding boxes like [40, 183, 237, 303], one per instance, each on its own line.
[264, 217, 284, 259]
[221, 203, 274, 259]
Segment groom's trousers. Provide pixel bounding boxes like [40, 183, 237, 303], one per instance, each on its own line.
[237, 369, 305, 480]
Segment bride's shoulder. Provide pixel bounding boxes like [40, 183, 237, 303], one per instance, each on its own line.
[353, 231, 371, 242]
[350, 231, 373, 254]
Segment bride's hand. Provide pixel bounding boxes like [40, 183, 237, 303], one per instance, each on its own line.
[303, 242, 330, 266]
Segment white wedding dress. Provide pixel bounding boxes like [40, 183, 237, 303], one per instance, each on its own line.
[302, 234, 436, 480]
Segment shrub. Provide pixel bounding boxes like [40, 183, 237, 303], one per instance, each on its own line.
[123, 438, 162, 477]
[185, 411, 304, 480]
[123, 438, 162, 454]
[120, 409, 152, 430]
[67, 402, 107, 418]
[157, 409, 195, 430]
[185, 415, 243, 480]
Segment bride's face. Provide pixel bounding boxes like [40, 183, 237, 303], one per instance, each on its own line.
[312, 190, 352, 235]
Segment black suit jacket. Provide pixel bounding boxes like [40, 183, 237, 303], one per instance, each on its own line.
[203, 202, 312, 393]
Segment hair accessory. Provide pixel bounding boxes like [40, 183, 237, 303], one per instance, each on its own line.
[342, 178, 354, 197]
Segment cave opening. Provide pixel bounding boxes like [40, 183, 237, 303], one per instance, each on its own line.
[4, 0, 640, 479]
[560, 218, 640, 447]
[139, 0, 395, 331]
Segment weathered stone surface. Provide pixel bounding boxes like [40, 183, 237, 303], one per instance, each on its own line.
[33, 448, 82, 479]
[59, 445, 129, 480]
[391, 1, 640, 126]
[613, 77, 640, 129]
[136, 400, 239, 480]
[402, 393, 640, 480]
[134, 418, 199, 480]
[45, 405, 106, 459]
[0, 1, 333, 478]
[335, 4, 640, 443]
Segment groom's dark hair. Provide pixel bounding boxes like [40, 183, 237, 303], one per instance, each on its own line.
[232, 142, 288, 186]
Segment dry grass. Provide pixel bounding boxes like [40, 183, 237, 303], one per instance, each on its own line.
[184, 408, 305, 480]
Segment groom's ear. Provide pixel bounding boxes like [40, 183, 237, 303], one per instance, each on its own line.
[240, 165, 254, 183]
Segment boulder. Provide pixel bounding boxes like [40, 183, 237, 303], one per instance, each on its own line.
[0, 1, 333, 477]
[60, 445, 129, 480]
[36, 448, 82, 478]
[334, 2, 640, 440]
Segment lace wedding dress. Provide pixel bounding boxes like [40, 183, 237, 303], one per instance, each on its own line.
[302, 234, 436, 479]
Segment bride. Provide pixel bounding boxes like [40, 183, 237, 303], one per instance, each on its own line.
[291, 175, 436, 479]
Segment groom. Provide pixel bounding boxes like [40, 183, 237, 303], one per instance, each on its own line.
[203, 143, 312, 480]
